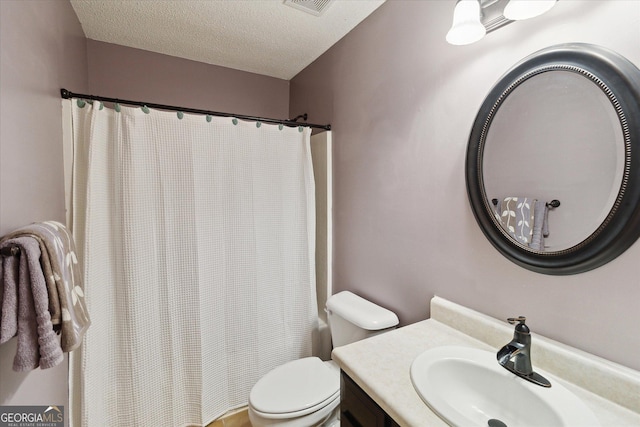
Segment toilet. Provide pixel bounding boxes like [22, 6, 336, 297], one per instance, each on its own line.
[248, 291, 399, 427]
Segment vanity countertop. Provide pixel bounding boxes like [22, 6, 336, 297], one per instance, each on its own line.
[331, 297, 640, 427]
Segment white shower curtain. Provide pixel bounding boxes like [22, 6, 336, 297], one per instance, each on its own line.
[68, 100, 317, 426]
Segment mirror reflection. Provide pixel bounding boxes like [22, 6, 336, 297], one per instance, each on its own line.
[482, 71, 625, 252]
[467, 43, 640, 274]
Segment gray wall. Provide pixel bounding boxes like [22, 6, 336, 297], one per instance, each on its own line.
[290, 0, 640, 370]
[0, 0, 88, 420]
[87, 39, 290, 119]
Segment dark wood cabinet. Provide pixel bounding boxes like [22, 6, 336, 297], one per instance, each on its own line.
[341, 371, 401, 427]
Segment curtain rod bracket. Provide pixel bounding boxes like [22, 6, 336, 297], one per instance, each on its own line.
[0, 246, 21, 257]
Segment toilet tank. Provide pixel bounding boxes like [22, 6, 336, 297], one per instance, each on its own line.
[325, 291, 399, 348]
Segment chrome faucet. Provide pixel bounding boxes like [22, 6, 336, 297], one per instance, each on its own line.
[497, 316, 551, 387]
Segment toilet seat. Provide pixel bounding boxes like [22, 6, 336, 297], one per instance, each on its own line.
[249, 357, 340, 418]
[250, 391, 340, 420]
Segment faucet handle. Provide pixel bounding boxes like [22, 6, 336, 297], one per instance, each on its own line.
[507, 316, 526, 325]
[508, 316, 530, 333]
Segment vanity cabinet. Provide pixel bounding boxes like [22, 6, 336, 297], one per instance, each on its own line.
[341, 371, 400, 427]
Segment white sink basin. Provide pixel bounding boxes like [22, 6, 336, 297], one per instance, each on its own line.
[410, 346, 600, 427]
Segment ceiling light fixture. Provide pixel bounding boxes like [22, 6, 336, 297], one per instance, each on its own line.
[503, 0, 557, 20]
[446, 0, 558, 45]
[446, 0, 486, 46]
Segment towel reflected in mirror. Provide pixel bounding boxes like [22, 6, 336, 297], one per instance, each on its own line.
[493, 197, 548, 251]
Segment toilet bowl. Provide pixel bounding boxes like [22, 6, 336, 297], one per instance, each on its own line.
[248, 291, 399, 427]
[248, 357, 341, 427]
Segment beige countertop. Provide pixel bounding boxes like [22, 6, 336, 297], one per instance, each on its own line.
[331, 297, 640, 427]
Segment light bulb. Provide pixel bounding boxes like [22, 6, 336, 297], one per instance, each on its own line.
[446, 0, 486, 45]
[503, 0, 557, 20]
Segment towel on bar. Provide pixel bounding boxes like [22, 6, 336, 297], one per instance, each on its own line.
[0, 237, 64, 371]
[543, 206, 550, 238]
[1, 221, 90, 352]
[530, 201, 548, 251]
[499, 197, 535, 245]
[0, 260, 2, 323]
[1, 255, 19, 343]
[0, 260, 2, 327]
[498, 197, 549, 250]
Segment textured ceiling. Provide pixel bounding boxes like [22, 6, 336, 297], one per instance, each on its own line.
[70, 0, 386, 80]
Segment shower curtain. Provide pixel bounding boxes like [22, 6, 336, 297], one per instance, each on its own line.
[68, 100, 317, 426]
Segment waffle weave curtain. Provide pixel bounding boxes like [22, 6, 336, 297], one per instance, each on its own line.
[68, 101, 317, 426]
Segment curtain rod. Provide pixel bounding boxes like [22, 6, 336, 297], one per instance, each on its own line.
[60, 89, 331, 131]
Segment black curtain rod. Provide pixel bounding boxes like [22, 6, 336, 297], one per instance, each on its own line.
[60, 89, 331, 131]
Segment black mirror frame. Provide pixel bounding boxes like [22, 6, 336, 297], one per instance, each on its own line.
[466, 43, 640, 275]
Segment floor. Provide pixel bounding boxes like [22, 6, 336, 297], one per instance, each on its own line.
[207, 407, 251, 427]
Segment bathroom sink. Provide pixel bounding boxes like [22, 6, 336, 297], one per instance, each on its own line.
[410, 346, 600, 427]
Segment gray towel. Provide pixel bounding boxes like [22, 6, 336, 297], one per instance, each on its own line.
[1, 255, 19, 343]
[499, 197, 535, 245]
[0, 260, 2, 329]
[1, 221, 90, 352]
[543, 205, 550, 238]
[1, 237, 64, 371]
[530, 200, 547, 251]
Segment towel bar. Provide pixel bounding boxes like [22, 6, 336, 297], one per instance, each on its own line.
[491, 198, 560, 208]
[0, 246, 21, 257]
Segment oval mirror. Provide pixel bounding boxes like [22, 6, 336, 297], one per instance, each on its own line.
[466, 43, 640, 275]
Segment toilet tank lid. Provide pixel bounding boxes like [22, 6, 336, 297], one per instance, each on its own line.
[326, 291, 399, 330]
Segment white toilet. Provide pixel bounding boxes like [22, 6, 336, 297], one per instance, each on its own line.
[248, 291, 399, 427]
